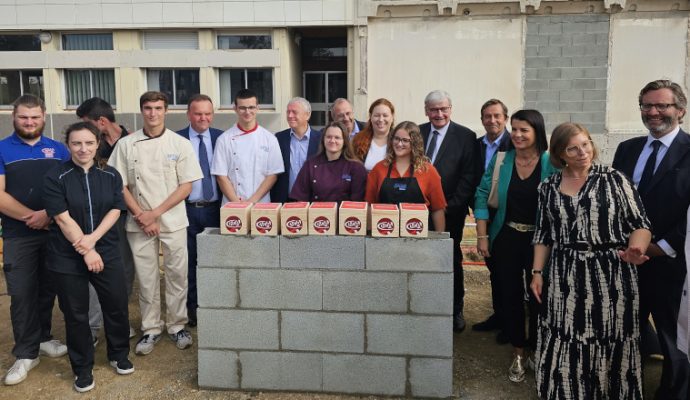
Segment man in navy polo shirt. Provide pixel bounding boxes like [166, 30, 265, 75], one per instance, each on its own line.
[0, 95, 70, 385]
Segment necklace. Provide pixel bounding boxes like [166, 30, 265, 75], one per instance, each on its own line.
[562, 175, 586, 180]
[515, 155, 538, 168]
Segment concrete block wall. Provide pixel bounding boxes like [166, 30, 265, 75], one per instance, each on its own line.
[524, 15, 610, 139]
[196, 229, 454, 398]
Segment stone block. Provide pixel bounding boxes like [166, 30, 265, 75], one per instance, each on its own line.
[548, 57, 572, 68]
[240, 352, 322, 391]
[560, 102, 584, 112]
[538, 22, 562, 35]
[571, 33, 596, 45]
[584, 90, 607, 101]
[198, 350, 238, 389]
[525, 90, 538, 101]
[410, 358, 453, 398]
[537, 68, 561, 80]
[367, 315, 452, 357]
[198, 309, 278, 350]
[409, 273, 453, 315]
[198, 229, 279, 268]
[323, 271, 407, 312]
[586, 44, 608, 56]
[548, 79, 572, 90]
[583, 100, 607, 112]
[365, 234, 452, 272]
[282, 311, 364, 352]
[563, 22, 588, 34]
[537, 46, 561, 57]
[525, 46, 538, 57]
[534, 101, 559, 112]
[561, 68, 585, 79]
[586, 21, 610, 34]
[572, 79, 597, 90]
[525, 79, 548, 91]
[525, 34, 548, 46]
[572, 56, 607, 67]
[280, 235, 365, 269]
[562, 45, 587, 57]
[559, 90, 584, 102]
[197, 268, 237, 308]
[323, 354, 405, 395]
[537, 90, 559, 102]
[548, 35, 570, 46]
[525, 57, 548, 69]
[239, 269, 322, 310]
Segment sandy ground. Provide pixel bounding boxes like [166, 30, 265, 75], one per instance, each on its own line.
[0, 263, 662, 400]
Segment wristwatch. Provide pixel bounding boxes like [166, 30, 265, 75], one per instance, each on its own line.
[531, 269, 542, 276]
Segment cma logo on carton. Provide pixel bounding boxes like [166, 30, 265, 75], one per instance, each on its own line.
[225, 215, 242, 232]
[377, 218, 395, 235]
[405, 218, 424, 235]
[255, 217, 273, 233]
[313, 216, 331, 233]
[285, 216, 304, 233]
[343, 216, 362, 233]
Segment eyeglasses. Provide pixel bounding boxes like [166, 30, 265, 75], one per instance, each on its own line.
[565, 140, 593, 157]
[236, 106, 258, 112]
[640, 103, 677, 112]
[392, 136, 411, 145]
[426, 106, 451, 114]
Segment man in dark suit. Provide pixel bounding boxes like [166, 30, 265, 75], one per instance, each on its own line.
[612, 79, 690, 400]
[472, 99, 512, 341]
[420, 90, 477, 332]
[271, 97, 321, 203]
[330, 98, 365, 138]
[176, 94, 224, 327]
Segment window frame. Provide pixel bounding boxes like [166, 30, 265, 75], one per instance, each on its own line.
[146, 68, 200, 107]
[63, 69, 116, 109]
[0, 69, 44, 108]
[60, 32, 114, 51]
[218, 67, 274, 109]
[216, 32, 273, 50]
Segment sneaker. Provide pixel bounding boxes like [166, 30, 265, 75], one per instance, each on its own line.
[508, 354, 526, 383]
[170, 329, 193, 350]
[4, 358, 40, 385]
[73, 372, 95, 393]
[109, 359, 135, 375]
[129, 327, 137, 339]
[134, 334, 160, 356]
[39, 339, 68, 358]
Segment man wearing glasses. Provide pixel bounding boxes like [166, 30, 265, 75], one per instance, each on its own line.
[420, 90, 477, 333]
[212, 89, 284, 203]
[613, 79, 690, 400]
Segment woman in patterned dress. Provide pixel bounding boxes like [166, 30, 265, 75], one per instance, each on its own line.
[530, 122, 652, 399]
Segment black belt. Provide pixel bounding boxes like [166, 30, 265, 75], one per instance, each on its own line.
[186, 200, 219, 208]
[559, 241, 626, 252]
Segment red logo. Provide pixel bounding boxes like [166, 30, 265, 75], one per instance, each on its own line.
[225, 216, 242, 233]
[42, 148, 55, 158]
[343, 217, 362, 233]
[255, 216, 273, 233]
[377, 218, 395, 235]
[405, 218, 424, 235]
[285, 216, 303, 233]
[313, 216, 331, 233]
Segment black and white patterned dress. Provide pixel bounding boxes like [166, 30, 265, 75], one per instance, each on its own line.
[533, 164, 650, 399]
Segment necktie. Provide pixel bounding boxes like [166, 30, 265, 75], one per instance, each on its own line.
[197, 134, 213, 201]
[638, 140, 661, 194]
[426, 130, 439, 160]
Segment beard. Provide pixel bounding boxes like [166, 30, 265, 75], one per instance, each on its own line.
[642, 114, 675, 135]
[14, 120, 44, 140]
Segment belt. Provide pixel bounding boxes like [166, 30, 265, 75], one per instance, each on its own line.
[559, 241, 626, 252]
[186, 200, 219, 208]
[506, 221, 536, 232]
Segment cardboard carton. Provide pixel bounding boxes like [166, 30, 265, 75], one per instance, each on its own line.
[220, 202, 252, 235]
[371, 203, 399, 238]
[251, 203, 281, 236]
[339, 201, 368, 236]
[308, 202, 337, 235]
[281, 202, 309, 236]
[399, 203, 429, 238]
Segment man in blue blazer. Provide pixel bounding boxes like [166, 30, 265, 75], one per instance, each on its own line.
[270, 97, 321, 203]
[176, 94, 224, 327]
[613, 79, 690, 400]
[330, 98, 365, 138]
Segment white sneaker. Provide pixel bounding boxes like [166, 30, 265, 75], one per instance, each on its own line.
[135, 334, 160, 355]
[39, 339, 68, 358]
[4, 358, 40, 385]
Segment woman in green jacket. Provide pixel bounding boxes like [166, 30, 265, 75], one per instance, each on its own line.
[474, 109, 558, 383]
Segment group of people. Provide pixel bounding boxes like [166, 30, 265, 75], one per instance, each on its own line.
[1, 78, 689, 399]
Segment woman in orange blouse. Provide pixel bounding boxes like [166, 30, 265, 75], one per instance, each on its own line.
[352, 98, 395, 171]
[365, 121, 446, 231]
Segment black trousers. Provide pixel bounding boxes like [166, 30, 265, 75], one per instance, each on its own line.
[490, 225, 538, 349]
[484, 256, 504, 329]
[185, 203, 220, 313]
[53, 259, 130, 376]
[447, 211, 466, 318]
[3, 235, 57, 359]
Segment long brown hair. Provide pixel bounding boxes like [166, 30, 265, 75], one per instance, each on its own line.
[64, 121, 105, 168]
[317, 121, 360, 162]
[384, 121, 428, 173]
[352, 98, 395, 161]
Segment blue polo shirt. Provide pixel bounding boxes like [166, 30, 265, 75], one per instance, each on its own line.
[0, 133, 70, 238]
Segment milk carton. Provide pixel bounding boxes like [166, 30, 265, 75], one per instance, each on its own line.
[399, 203, 429, 238]
[281, 202, 309, 236]
[220, 202, 252, 235]
[308, 202, 338, 235]
[250, 203, 281, 236]
[370, 203, 399, 238]
[339, 201, 368, 236]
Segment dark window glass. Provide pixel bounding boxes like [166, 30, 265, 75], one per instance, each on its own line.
[63, 34, 113, 50]
[218, 35, 271, 49]
[147, 69, 199, 105]
[0, 35, 41, 51]
[219, 68, 273, 106]
[0, 70, 44, 105]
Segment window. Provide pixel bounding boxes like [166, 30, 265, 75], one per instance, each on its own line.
[65, 69, 115, 107]
[0, 35, 41, 51]
[147, 69, 199, 106]
[62, 33, 113, 50]
[219, 69, 273, 106]
[218, 34, 271, 50]
[144, 32, 198, 50]
[0, 70, 43, 106]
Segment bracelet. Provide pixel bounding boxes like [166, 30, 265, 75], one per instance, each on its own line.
[531, 269, 542, 276]
[476, 235, 489, 239]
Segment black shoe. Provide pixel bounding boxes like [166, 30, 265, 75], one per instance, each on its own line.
[496, 331, 510, 344]
[453, 313, 466, 333]
[74, 372, 95, 393]
[109, 359, 135, 375]
[188, 307, 197, 327]
[472, 314, 499, 332]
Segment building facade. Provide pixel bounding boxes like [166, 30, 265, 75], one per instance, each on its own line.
[0, 0, 687, 160]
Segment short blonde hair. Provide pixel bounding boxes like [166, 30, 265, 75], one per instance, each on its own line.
[549, 122, 599, 168]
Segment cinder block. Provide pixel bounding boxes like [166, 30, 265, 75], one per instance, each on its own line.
[583, 100, 607, 112]
[323, 354, 405, 395]
[198, 350, 238, 389]
[572, 55, 607, 67]
[537, 68, 561, 80]
[559, 90, 584, 102]
[536, 90, 559, 102]
[524, 46, 538, 57]
[240, 352, 322, 391]
[561, 68, 585, 79]
[548, 79, 572, 90]
[563, 22, 588, 34]
[586, 21, 609, 34]
[323, 271, 407, 312]
[198, 229, 279, 268]
[586, 44, 608, 56]
[548, 35, 570, 46]
[239, 269, 322, 310]
[548, 57, 572, 68]
[584, 90, 607, 101]
[410, 358, 453, 398]
[409, 274, 453, 315]
[538, 22, 562, 35]
[280, 235, 365, 269]
[525, 57, 548, 69]
[367, 315, 452, 357]
[366, 234, 452, 272]
[197, 268, 236, 308]
[562, 45, 587, 57]
[282, 311, 364, 352]
[537, 45, 561, 57]
[534, 101, 559, 112]
[525, 34, 548, 46]
[560, 101, 583, 112]
[572, 79, 597, 90]
[525, 79, 548, 90]
[571, 33, 596, 45]
[198, 309, 278, 350]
